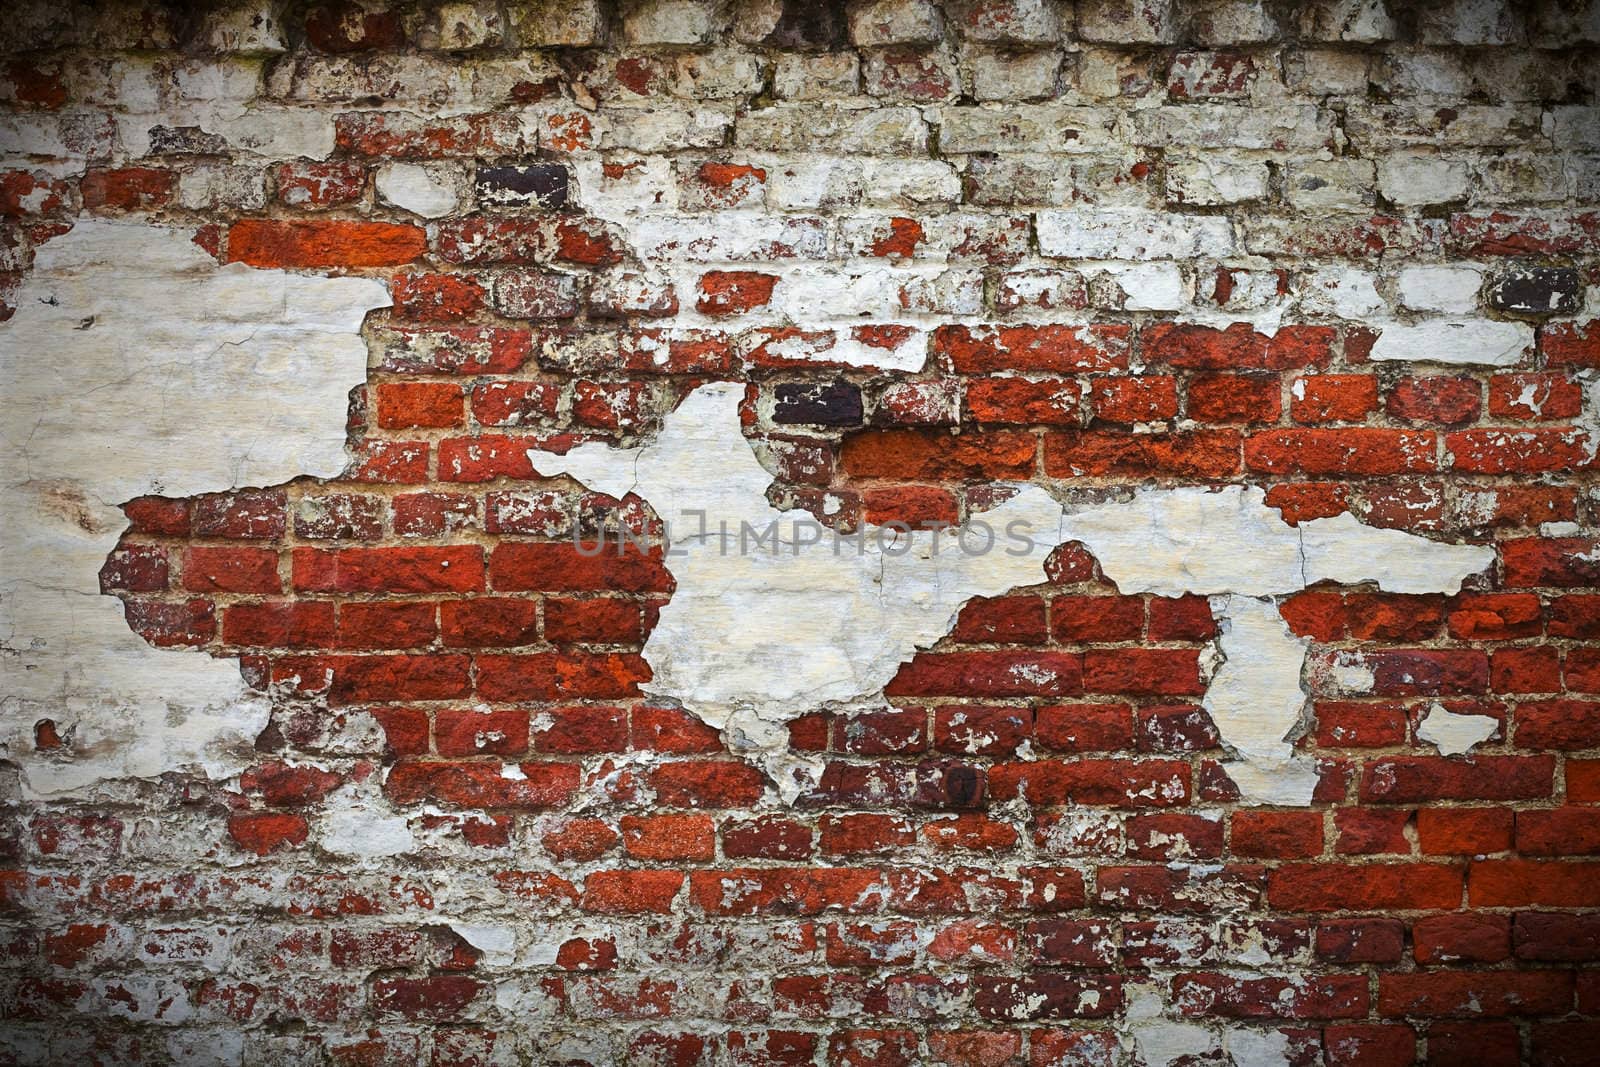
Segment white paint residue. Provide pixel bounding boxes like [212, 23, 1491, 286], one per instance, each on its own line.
[376, 162, 458, 219]
[0, 221, 386, 795]
[1225, 1028, 1294, 1067]
[1206, 596, 1321, 806]
[1061, 486, 1493, 804]
[1417, 702, 1498, 755]
[1368, 319, 1534, 367]
[320, 801, 416, 858]
[449, 923, 518, 967]
[533, 382, 1067, 799]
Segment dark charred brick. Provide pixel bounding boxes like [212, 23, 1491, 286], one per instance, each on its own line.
[1487, 268, 1582, 318]
[475, 164, 570, 209]
[145, 126, 229, 155]
[765, 0, 849, 50]
[773, 380, 863, 426]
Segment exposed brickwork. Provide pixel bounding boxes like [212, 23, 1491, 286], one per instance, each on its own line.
[3, 0, 1600, 1063]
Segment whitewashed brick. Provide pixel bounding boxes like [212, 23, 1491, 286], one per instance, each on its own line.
[1037, 209, 1236, 259]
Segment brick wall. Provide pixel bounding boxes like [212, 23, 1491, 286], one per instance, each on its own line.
[2, 1, 1599, 1064]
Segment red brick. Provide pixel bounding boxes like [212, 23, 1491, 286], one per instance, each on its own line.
[1386, 376, 1480, 425]
[1450, 211, 1600, 257]
[950, 595, 1048, 644]
[223, 601, 336, 648]
[1143, 322, 1334, 370]
[1362, 649, 1488, 696]
[332, 602, 434, 650]
[1516, 808, 1600, 855]
[689, 868, 888, 916]
[964, 377, 1080, 425]
[834, 709, 926, 755]
[862, 485, 958, 527]
[1330, 808, 1408, 855]
[1321, 1024, 1416, 1067]
[1413, 912, 1510, 964]
[375, 381, 464, 429]
[1146, 595, 1216, 641]
[1316, 918, 1405, 964]
[841, 429, 1037, 480]
[990, 758, 1190, 807]
[1448, 428, 1595, 474]
[620, 813, 715, 862]
[434, 708, 529, 757]
[1291, 374, 1378, 423]
[652, 761, 765, 808]
[1245, 429, 1435, 475]
[1514, 699, 1600, 749]
[436, 598, 538, 648]
[1542, 319, 1600, 368]
[386, 760, 578, 808]
[820, 813, 914, 855]
[1033, 704, 1134, 752]
[1488, 372, 1584, 420]
[1264, 482, 1350, 524]
[80, 166, 175, 212]
[193, 490, 286, 539]
[1232, 811, 1323, 859]
[1267, 863, 1462, 912]
[1446, 593, 1542, 640]
[488, 541, 672, 593]
[532, 706, 628, 754]
[1124, 813, 1224, 859]
[227, 812, 308, 855]
[475, 651, 648, 701]
[1469, 859, 1600, 906]
[123, 597, 216, 647]
[1314, 701, 1407, 748]
[1051, 595, 1143, 643]
[931, 706, 1027, 759]
[1088, 375, 1178, 422]
[1416, 807, 1513, 855]
[1491, 646, 1560, 693]
[1186, 373, 1280, 423]
[226, 219, 426, 268]
[935, 324, 1130, 373]
[390, 272, 486, 323]
[887, 651, 1082, 698]
[275, 160, 366, 208]
[630, 705, 721, 755]
[294, 546, 484, 593]
[1377, 971, 1572, 1017]
[1045, 429, 1241, 478]
[1171, 971, 1367, 1020]
[1502, 537, 1600, 587]
[695, 270, 778, 315]
[328, 654, 473, 704]
[1514, 912, 1600, 962]
[1361, 755, 1551, 803]
[723, 816, 813, 860]
[1082, 649, 1204, 696]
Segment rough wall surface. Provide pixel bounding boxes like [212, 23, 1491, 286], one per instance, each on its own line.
[1, 0, 1599, 1063]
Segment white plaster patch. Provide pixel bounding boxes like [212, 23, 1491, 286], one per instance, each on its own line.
[449, 922, 518, 967]
[319, 793, 416, 858]
[1417, 702, 1498, 755]
[1060, 486, 1493, 803]
[1369, 319, 1534, 367]
[375, 162, 458, 218]
[532, 382, 1068, 798]
[0, 221, 386, 795]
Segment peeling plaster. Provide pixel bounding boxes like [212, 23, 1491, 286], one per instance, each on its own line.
[1417, 702, 1499, 755]
[533, 382, 1069, 799]
[1056, 486, 1492, 803]
[0, 221, 385, 795]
